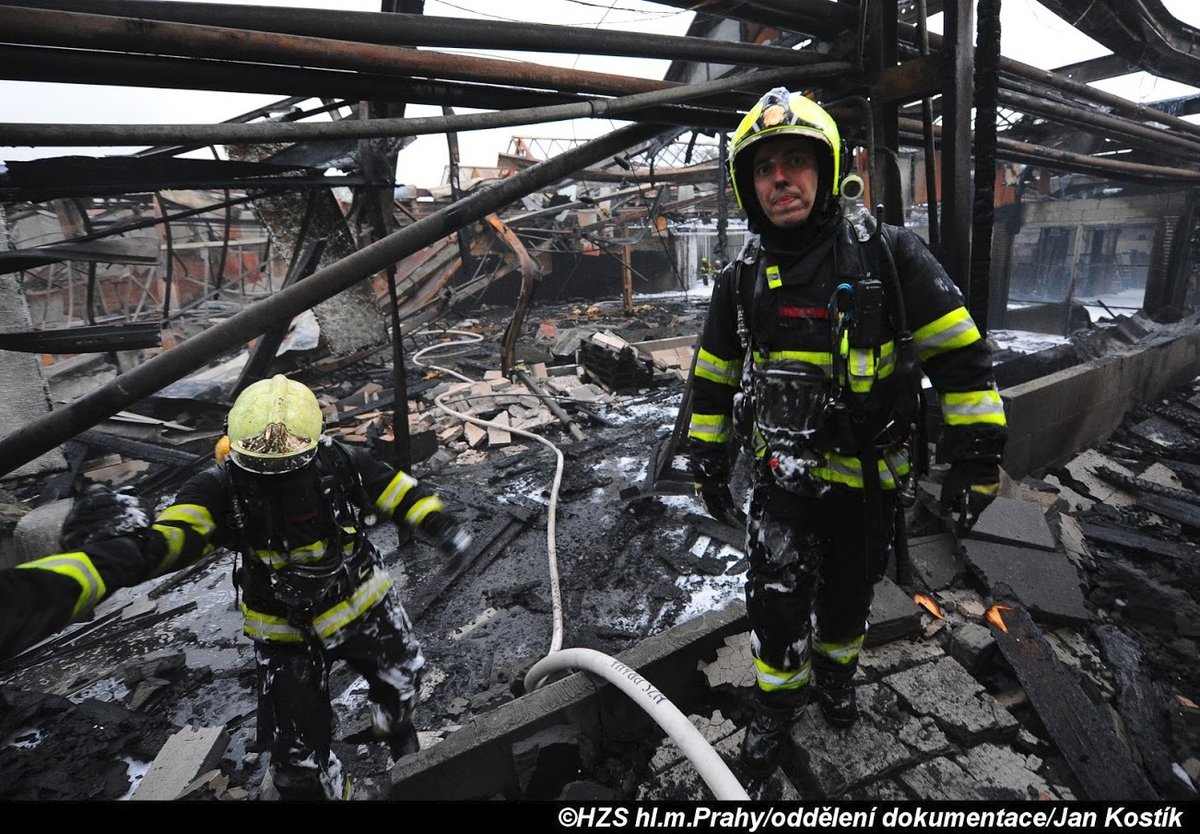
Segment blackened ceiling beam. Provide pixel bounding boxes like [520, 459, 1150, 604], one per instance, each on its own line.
[0, 62, 852, 149]
[647, 0, 857, 38]
[3, 0, 808, 68]
[0, 155, 362, 202]
[0, 5, 677, 99]
[1036, 0, 1200, 88]
[0, 322, 162, 353]
[898, 116, 1200, 185]
[1050, 53, 1143, 85]
[0, 46, 720, 122]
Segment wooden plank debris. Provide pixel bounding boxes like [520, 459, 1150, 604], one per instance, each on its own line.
[408, 506, 536, 622]
[1096, 626, 1195, 799]
[1135, 493, 1200, 532]
[989, 605, 1159, 800]
[1078, 519, 1197, 562]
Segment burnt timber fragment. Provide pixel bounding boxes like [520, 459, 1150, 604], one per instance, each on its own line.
[989, 605, 1158, 800]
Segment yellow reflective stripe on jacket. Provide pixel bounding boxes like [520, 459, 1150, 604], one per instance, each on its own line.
[694, 347, 739, 387]
[156, 504, 216, 537]
[240, 567, 394, 643]
[150, 523, 187, 572]
[753, 349, 833, 373]
[375, 471, 417, 516]
[151, 503, 217, 573]
[812, 449, 911, 489]
[941, 389, 1007, 426]
[753, 656, 811, 692]
[240, 604, 304, 643]
[17, 552, 106, 620]
[405, 495, 444, 526]
[252, 528, 361, 570]
[845, 341, 896, 393]
[814, 634, 865, 666]
[688, 412, 731, 444]
[311, 567, 393, 640]
[913, 307, 980, 361]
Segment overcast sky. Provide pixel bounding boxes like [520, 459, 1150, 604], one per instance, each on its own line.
[1, 0, 1198, 188]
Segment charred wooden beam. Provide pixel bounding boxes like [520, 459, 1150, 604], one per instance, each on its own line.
[0, 322, 162, 354]
[487, 216, 542, 379]
[1096, 625, 1194, 800]
[1134, 493, 1200, 532]
[989, 604, 1159, 800]
[74, 429, 201, 468]
[514, 369, 585, 444]
[408, 505, 536, 622]
[1078, 520, 1197, 562]
[1094, 464, 1200, 506]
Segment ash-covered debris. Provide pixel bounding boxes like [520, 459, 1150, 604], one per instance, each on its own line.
[2, 302, 1200, 802]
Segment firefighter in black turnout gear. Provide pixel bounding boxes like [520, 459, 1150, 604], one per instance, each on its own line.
[687, 89, 1007, 774]
[0, 375, 472, 800]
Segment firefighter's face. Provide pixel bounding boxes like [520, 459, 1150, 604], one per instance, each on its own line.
[751, 137, 820, 229]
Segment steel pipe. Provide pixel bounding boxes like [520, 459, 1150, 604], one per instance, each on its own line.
[6, 0, 811, 68]
[0, 5, 680, 98]
[897, 117, 1200, 183]
[0, 46, 737, 133]
[1, 62, 852, 148]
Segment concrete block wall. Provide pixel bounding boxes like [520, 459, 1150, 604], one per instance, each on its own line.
[1001, 326, 1200, 479]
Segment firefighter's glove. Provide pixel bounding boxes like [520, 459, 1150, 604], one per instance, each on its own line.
[424, 512, 473, 573]
[689, 443, 745, 528]
[62, 482, 148, 550]
[940, 459, 999, 537]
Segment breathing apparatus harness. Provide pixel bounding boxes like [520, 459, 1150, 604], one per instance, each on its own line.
[731, 207, 926, 564]
[224, 438, 382, 628]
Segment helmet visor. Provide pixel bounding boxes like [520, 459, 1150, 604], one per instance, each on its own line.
[228, 421, 317, 475]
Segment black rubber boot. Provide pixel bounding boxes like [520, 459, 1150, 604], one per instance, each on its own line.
[739, 706, 794, 774]
[815, 682, 858, 728]
[389, 721, 420, 759]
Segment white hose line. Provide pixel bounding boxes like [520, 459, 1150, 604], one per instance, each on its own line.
[411, 328, 482, 384]
[415, 330, 566, 655]
[524, 648, 750, 801]
[417, 332, 744, 800]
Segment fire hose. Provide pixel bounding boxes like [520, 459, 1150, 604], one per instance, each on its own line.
[413, 330, 750, 800]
